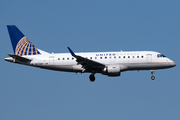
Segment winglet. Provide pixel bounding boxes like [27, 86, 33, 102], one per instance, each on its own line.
[67, 47, 75, 56]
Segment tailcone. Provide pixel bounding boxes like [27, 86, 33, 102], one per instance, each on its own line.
[4, 57, 14, 62]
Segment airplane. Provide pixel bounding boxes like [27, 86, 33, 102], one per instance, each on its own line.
[4, 25, 176, 82]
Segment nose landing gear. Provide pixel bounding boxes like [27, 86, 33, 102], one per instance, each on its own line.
[151, 70, 156, 80]
[151, 76, 155, 80]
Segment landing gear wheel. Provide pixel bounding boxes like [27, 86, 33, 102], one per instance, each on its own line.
[151, 70, 156, 80]
[151, 76, 155, 80]
[89, 74, 95, 82]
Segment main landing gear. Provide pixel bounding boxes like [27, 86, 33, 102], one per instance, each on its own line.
[89, 73, 95, 82]
[151, 70, 156, 80]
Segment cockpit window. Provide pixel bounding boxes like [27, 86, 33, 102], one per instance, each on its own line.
[161, 54, 166, 57]
[157, 54, 166, 58]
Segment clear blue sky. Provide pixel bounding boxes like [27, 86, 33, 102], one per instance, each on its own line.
[1, 0, 180, 120]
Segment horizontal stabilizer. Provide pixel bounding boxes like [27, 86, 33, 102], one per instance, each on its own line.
[8, 54, 32, 61]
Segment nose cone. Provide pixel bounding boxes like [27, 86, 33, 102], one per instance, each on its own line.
[170, 61, 176, 67]
[168, 58, 176, 67]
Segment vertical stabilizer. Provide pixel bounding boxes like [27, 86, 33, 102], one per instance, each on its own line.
[7, 25, 41, 56]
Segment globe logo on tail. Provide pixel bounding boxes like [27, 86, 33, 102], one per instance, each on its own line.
[15, 36, 40, 56]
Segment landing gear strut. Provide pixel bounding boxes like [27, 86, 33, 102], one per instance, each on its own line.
[89, 73, 95, 82]
[151, 70, 156, 80]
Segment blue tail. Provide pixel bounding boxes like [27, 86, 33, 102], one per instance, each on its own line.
[7, 25, 41, 56]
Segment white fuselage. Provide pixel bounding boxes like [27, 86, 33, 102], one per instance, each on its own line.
[6, 51, 175, 76]
[5, 25, 176, 81]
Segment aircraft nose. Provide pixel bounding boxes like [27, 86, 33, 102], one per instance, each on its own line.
[170, 62, 176, 67]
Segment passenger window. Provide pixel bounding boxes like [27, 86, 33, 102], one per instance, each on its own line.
[141, 56, 143, 58]
[119, 56, 121, 58]
[123, 56, 125, 58]
[95, 57, 97, 59]
[109, 56, 111, 59]
[90, 57, 92, 59]
[58, 58, 60, 60]
[72, 58, 74, 60]
[63, 58, 65, 60]
[137, 56, 139, 58]
[105, 57, 107, 59]
[133, 56, 135, 58]
[100, 57, 102, 59]
[128, 56, 130, 58]
[67, 58, 69, 60]
[114, 56, 116, 59]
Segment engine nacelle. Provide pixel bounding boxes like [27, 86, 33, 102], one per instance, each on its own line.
[103, 65, 121, 76]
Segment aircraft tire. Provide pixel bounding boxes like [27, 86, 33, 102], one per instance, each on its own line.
[151, 76, 155, 80]
[89, 74, 95, 82]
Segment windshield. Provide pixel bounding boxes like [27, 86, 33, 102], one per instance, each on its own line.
[157, 54, 166, 58]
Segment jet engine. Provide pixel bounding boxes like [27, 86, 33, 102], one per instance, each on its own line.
[102, 65, 121, 76]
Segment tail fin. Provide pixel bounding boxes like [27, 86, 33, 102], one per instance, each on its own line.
[7, 25, 41, 56]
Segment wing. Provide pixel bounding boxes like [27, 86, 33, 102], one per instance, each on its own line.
[67, 47, 105, 69]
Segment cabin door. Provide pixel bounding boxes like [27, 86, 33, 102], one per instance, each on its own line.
[49, 56, 55, 65]
[147, 54, 152, 63]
